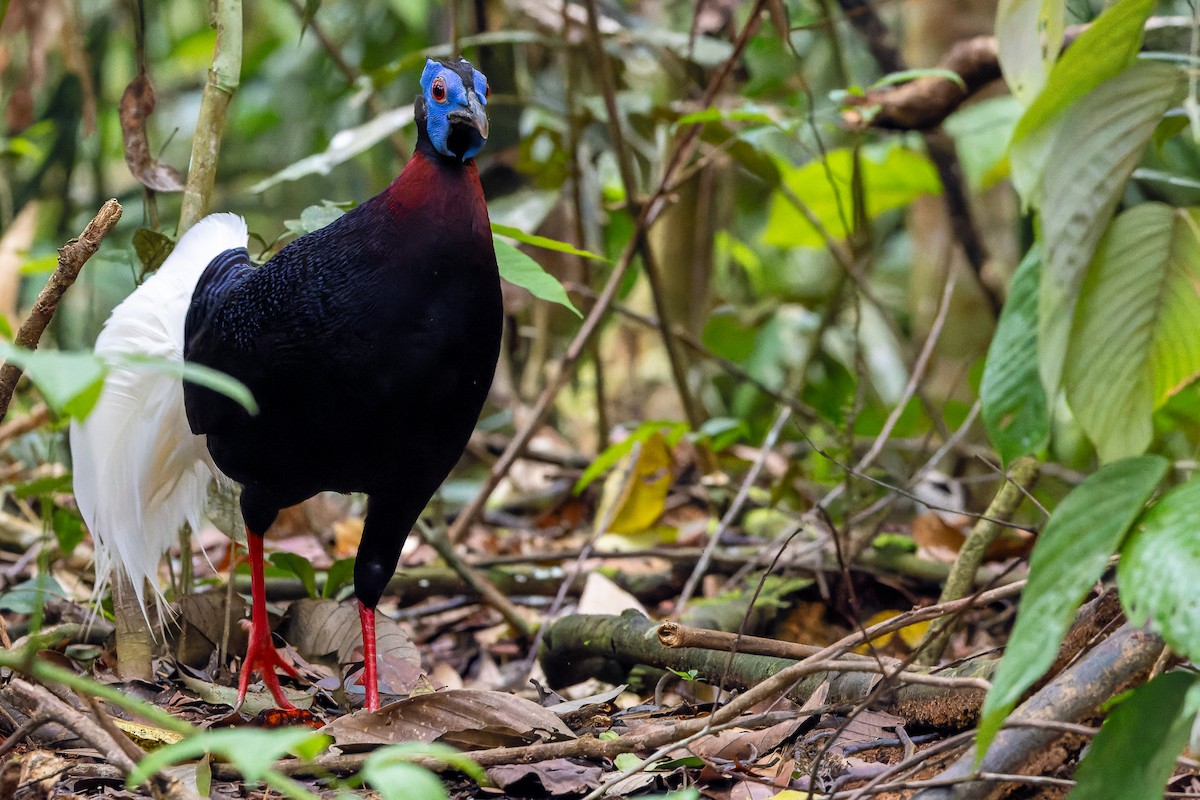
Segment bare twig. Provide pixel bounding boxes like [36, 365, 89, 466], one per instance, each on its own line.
[0, 199, 123, 421]
[917, 456, 1039, 664]
[445, 0, 768, 546]
[675, 407, 791, 613]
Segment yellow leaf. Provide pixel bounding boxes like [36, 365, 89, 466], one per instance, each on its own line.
[853, 610, 930, 654]
[594, 433, 673, 535]
[111, 718, 185, 750]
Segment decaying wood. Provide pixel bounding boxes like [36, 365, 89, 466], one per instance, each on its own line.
[910, 624, 1164, 800]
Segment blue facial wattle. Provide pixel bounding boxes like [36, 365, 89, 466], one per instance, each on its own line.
[420, 59, 490, 162]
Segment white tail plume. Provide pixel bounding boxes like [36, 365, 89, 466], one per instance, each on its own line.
[71, 213, 247, 621]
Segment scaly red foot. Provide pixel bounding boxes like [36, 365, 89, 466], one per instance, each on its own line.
[235, 530, 300, 711]
[235, 617, 300, 711]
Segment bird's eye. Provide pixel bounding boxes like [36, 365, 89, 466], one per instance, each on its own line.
[431, 77, 447, 103]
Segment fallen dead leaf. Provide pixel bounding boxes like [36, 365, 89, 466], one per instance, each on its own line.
[487, 759, 605, 795]
[322, 688, 577, 748]
[282, 598, 423, 695]
[119, 73, 185, 192]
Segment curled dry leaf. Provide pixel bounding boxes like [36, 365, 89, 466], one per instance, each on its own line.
[282, 598, 422, 695]
[487, 760, 605, 796]
[119, 74, 185, 192]
[323, 688, 577, 748]
[174, 589, 249, 667]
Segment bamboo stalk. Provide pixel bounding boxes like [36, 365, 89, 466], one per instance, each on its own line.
[178, 0, 242, 234]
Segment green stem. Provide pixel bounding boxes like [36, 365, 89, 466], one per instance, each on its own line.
[178, 0, 242, 234]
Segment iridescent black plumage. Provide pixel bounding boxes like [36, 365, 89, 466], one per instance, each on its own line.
[182, 58, 500, 707]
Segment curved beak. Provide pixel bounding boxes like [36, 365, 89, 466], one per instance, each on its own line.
[447, 91, 489, 140]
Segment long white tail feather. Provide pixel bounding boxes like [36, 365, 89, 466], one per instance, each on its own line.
[70, 213, 247, 625]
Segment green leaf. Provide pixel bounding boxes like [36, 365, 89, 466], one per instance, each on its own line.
[867, 68, 966, 91]
[323, 558, 356, 599]
[574, 420, 690, 493]
[132, 228, 174, 275]
[270, 553, 318, 599]
[1067, 671, 1200, 800]
[1011, 0, 1155, 146]
[0, 345, 106, 419]
[0, 574, 65, 614]
[995, 0, 1064, 104]
[676, 106, 778, 127]
[127, 728, 330, 786]
[1028, 62, 1185, 395]
[490, 222, 606, 261]
[250, 107, 416, 193]
[977, 455, 1168, 756]
[1065, 204, 1200, 461]
[980, 246, 1048, 464]
[493, 238, 582, 317]
[361, 742, 486, 800]
[763, 144, 941, 249]
[284, 201, 349, 237]
[53, 507, 86, 554]
[111, 354, 259, 416]
[942, 96, 1023, 191]
[1119, 475, 1200, 660]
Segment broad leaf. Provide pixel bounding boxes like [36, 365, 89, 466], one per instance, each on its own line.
[491, 222, 606, 261]
[250, 106, 416, 193]
[0, 345, 106, 418]
[127, 727, 330, 785]
[1067, 671, 1200, 800]
[763, 144, 941, 249]
[1065, 204, 1200, 461]
[270, 552, 318, 599]
[362, 742, 486, 800]
[980, 246, 1048, 464]
[1119, 476, 1200, 660]
[977, 455, 1168, 756]
[995, 0, 1064, 104]
[1029, 62, 1185, 395]
[1011, 0, 1156, 147]
[117, 354, 259, 416]
[493, 238, 582, 317]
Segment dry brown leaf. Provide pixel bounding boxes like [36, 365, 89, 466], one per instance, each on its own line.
[174, 589, 248, 668]
[322, 688, 577, 748]
[282, 598, 421, 696]
[689, 718, 804, 762]
[119, 73, 185, 192]
[487, 760, 604, 795]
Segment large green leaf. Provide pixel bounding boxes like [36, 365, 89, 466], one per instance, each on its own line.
[1030, 62, 1185, 395]
[980, 246, 1048, 464]
[128, 727, 330, 786]
[976, 455, 1168, 756]
[493, 238, 582, 318]
[1119, 475, 1200, 660]
[0, 345, 106, 419]
[995, 0, 1064, 105]
[1065, 204, 1200, 461]
[1011, 0, 1156, 148]
[490, 222, 606, 261]
[1067, 671, 1200, 800]
[763, 144, 941, 249]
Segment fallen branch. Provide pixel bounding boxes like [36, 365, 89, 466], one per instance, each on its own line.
[908, 624, 1164, 800]
[0, 199, 123, 421]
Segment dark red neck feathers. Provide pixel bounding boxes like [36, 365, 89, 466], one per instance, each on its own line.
[382, 150, 485, 228]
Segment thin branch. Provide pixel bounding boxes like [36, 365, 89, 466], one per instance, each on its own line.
[445, 0, 768, 546]
[0, 199, 123, 421]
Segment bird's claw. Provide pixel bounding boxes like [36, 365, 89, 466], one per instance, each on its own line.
[235, 621, 299, 711]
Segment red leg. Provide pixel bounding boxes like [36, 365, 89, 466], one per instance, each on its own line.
[357, 600, 380, 712]
[235, 530, 299, 710]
